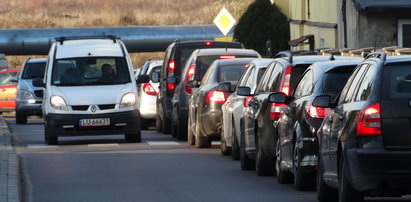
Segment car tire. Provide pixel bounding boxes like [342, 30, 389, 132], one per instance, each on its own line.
[220, 126, 231, 156]
[194, 117, 211, 148]
[317, 155, 337, 202]
[187, 114, 195, 145]
[338, 154, 364, 202]
[176, 114, 187, 141]
[276, 138, 293, 184]
[231, 122, 240, 160]
[171, 121, 178, 138]
[240, 129, 255, 170]
[156, 113, 163, 133]
[125, 132, 142, 143]
[293, 140, 315, 190]
[255, 135, 274, 176]
[16, 111, 27, 124]
[162, 116, 172, 134]
[140, 118, 149, 130]
[44, 125, 58, 145]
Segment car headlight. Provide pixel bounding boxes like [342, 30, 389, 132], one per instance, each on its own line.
[120, 93, 136, 108]
[50, 95, 67, 111]
[16, 90, 34, 99]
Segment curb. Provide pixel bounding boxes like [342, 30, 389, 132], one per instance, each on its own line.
[0, 117, 21, 202]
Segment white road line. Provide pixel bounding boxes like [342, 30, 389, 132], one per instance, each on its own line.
[145, 141, 180, 146]
[27, 144, 58, 149]
[87, 143, 119, 147]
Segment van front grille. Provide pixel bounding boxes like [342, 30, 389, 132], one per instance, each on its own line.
[71, 105, 89, 111]
[98, 104, 116, 110]
[33, 90, 43, 98]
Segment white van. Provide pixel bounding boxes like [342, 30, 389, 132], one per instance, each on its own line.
[33, 36, 148, 145]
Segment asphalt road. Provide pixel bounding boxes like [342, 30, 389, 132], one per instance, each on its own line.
[6, 117, 411, 202]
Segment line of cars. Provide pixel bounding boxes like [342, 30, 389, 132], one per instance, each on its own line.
[154, 42, 411, 201]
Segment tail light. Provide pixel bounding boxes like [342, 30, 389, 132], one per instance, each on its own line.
[204, 41, 214, 46]
[184, 64, 196, 94]
[307, 105, 331, 118]
[357, 103, 381, 135]
[167, 83, 175, 91]
[270, 103, 287, 119]
[280, 65, 292, 96]
[220, 55, 236, 59]
[243, 96, 253, 107]
[167, 60, 175, 76]
[143, 83, 157, 96]
[206, 90, 226, 104]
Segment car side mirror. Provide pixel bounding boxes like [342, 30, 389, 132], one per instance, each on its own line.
[312, 95, 331, 108]
[10, 76, 18, 83]
[217, 82, 232, 92]
[32, 78, 45, 88]
[268, 92, 287, 103]
[237, 86, 251, 96]
[151, 72, 159, 83]
[136, 75, 150, 84]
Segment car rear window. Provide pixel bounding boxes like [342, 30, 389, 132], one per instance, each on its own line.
[290, 64, 310, 92]
[382, 62, 411, 100]
[22, 62, 46, 79]
[321, 66, 355, 99]
[218, 65, 246, 83]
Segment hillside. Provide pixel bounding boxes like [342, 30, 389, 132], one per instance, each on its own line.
[1, 0, 253, 67]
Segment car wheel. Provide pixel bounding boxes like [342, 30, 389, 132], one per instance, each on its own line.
[276, 138, 293, 184]
[220, 125, 231, 156]
[240, 129, 255, 170]
[187, 114, 195, 145]
[171, 121, 178, 138]
[44, 125, 58, 145]
[140, 118, 149, 130]
[125, 132, 142, 143]
[231, 121, 240, 160]
[156, 113, 163, 132]
[162, 116, 172, 134]
[16, 111, 27, 124]
[317, 155, 337, 202]
[293, 140, 315, 190]
[255, 135, 274, 176]
[338, 154, 364, 202]
[176, 114, 187, 141]
[194, 117, 211, 148]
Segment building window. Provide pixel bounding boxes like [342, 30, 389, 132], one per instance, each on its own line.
[398, 20, 411, 47]
[320, 38, 325, 48]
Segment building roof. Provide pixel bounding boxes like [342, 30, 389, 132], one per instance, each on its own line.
[353, 0, 411, 12]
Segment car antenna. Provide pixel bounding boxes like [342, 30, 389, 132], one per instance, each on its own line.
[330, 54, 335, 61]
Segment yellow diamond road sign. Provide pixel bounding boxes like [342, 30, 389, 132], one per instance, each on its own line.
[214, 8, 236, 36]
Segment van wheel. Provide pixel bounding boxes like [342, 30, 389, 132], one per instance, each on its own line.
[317, 155, 337, 202]
[140, 118, 149, 130]
[338, 155, 364, 202]
[171, 121, 178, 138]
[44, 125, 58, 145]
[240, 130, 255, 170]
[125, 132, 142, 143]
[156, 113, 163, 132]
[16, 111, 27, 124]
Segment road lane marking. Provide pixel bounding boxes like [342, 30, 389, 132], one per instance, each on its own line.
[87, 143, 119, 147]
[27, 144, 58, 149]
[145, 141, 180, 146]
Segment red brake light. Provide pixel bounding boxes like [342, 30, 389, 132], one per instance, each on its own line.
[270, 103, 287, 120]
[220, 55, 236, 59]
[280, 65, 292, 96]
[167, 83, 175, 91]
[357, 103, 381, 135]
[243, 96, 253, 107]
[206, 90, 226, 104]
[204, 41, 214, 46]
[307, 106, 331, 118]
[143, 83, 157, 96]
[168, 60, 175, 76]
[184, 64, 196, 94]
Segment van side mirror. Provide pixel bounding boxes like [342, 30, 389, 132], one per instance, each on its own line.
[136, 75, 150, 84]
[151, 72, 159, 83]
[32, 78, 45, 88]
[237, 86, 251, 96]
[268, 92, 287, 103]
[217, 82, 232, 92]
[312, 95, 331, 108]
[10, 76, 18, 83]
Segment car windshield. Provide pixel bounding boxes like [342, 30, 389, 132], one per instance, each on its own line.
[51, 57, 131, 86]
[21, 62, 46, 79]
[218, 64, 246, 82]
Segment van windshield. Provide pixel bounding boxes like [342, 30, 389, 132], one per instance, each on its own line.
[51, 57, 131, 86]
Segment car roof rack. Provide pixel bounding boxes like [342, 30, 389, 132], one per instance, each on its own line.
[275, 50, 318, 64]
[364, 51, 387, 61]
[55, 35, 119, 45]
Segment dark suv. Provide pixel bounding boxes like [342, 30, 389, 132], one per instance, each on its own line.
[156, 40, 243, 133]
[316, 53, 411, 202]
[270, 59, 361, 190]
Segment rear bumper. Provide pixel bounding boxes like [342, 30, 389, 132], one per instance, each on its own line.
[346, 148, 411, 195]
[140, 94, 157, 119]
[202, 108, 222, 137]
[45, 110, 141, 137]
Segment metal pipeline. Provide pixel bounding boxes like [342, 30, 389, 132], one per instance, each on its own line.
[0, 24, 231, 55]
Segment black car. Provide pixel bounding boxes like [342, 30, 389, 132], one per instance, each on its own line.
[316, 53, 411, 202]
[270, 59, 362, 190]
[156, 40, 243, 133]
[170, 49, 260, 141]
[238, 52, 356, 176]
[188, 57, 259, 148]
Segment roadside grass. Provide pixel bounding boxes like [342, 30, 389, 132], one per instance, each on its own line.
[2, 0, 253, 67]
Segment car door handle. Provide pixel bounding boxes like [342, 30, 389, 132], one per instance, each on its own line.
[327, 116, 333, 123]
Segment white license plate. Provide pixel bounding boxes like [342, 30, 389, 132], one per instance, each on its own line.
[79, 118, 110, 127]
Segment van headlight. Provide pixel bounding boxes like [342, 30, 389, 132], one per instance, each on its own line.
[16, 90, 34, 99]
[120, 93, 136, 108]
[50, 95, 67, 111]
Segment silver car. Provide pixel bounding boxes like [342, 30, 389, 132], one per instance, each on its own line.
[137, 60, 162, 129]
[15, 58, 47, 124]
